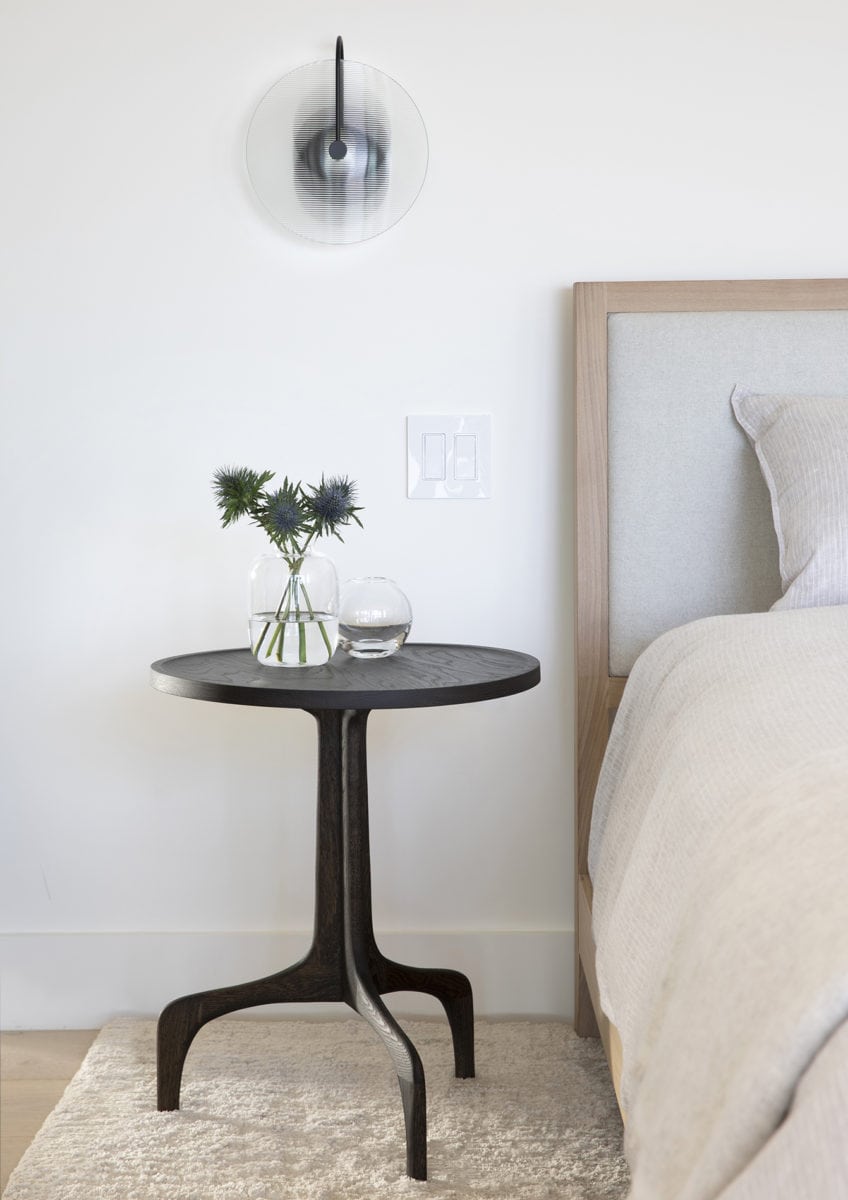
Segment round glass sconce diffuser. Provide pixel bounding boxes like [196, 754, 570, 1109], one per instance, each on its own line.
[245, 43, 428, 245]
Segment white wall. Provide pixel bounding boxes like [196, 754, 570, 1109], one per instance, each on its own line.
[1, 0, 846, 1029]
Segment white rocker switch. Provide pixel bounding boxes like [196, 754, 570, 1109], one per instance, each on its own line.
[422, 433, 447, 481]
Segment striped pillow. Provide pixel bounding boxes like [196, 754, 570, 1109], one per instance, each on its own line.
[732, 388, 848, 610]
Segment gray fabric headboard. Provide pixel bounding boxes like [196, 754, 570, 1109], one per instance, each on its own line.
[608, 310, 848, 674]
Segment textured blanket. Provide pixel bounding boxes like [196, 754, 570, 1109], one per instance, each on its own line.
[588, 606, 848, 1200]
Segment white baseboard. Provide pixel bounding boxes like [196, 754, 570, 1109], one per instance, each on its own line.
[0, 930, 574, 1029]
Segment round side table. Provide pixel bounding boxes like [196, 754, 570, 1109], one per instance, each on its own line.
[150, 642, 540, 1180]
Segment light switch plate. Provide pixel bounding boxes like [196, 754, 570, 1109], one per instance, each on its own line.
[407, 415, 492, 499]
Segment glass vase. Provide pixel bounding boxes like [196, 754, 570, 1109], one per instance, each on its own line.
[338, 577, 412, 658]
[249, 550, 339, 667]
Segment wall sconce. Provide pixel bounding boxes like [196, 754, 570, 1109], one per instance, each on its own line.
[246, 37, 428, 245]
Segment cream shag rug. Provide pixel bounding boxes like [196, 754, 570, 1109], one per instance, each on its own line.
[3, 1018, 629, 1199]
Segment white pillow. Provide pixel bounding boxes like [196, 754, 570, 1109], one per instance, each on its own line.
[731, 387, 848, 610]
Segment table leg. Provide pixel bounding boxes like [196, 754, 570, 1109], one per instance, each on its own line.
[157, 707, 349, 1111]
[372, 958, 475, 1079]
[339, 708, 427, 1179]
[157, 953, 338, 1111]
[337, 708, 475, 1081]
[156, 706, 474, 1182]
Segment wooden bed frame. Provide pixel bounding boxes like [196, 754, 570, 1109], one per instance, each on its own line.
[572, 277, 848, 1110]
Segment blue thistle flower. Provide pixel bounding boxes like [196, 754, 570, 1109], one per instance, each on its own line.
[307, 475, 363, 537]
[263, 484, 305, 543]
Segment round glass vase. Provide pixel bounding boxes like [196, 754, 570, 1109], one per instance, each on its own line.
[338, 577, 412, 658]
[248, 550, 339, 668]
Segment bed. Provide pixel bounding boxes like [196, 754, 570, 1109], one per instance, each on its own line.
[573, 279, 848, 1199]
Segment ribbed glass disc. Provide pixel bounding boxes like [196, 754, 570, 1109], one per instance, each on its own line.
[246, 58, 428, 245]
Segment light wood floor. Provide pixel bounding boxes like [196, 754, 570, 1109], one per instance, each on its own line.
[0, 1030, 98, 1193]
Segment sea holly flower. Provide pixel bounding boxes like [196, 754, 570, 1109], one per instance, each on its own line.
[262, 481, 306, 549]
[212, 466, 275, 528]
[306, 475, 364, 539]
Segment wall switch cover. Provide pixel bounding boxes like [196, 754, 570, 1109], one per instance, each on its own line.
[407, 415, 492, 498]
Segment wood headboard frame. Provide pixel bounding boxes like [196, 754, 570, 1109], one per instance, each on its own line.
[573, 278, 848, 1060]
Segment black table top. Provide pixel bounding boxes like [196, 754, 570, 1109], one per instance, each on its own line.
[150, 643, 540, 711]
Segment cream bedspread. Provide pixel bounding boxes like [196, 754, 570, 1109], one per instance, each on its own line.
[588, 605, 848, 1200]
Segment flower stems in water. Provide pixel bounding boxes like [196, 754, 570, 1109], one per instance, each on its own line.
[252, 567, 333, 665]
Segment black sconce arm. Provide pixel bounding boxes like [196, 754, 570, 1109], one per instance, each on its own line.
[329, 36, 347, 160]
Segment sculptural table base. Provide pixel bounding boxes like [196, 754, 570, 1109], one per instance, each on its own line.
[156, 708, 475, 1181]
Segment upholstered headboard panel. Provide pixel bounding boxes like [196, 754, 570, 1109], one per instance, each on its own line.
[607, 309, 848, 673]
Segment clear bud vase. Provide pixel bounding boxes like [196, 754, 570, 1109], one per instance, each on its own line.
[248, 550, 339, 667]
[338, 577, 412, 657]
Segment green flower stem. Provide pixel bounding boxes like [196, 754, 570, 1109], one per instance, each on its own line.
[291, 576, 331, 662]
[298, 579, 334, 658]
[265, 621, 283, 660]
[253, 576, 293, 659]
[317, 621, 333, 657]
